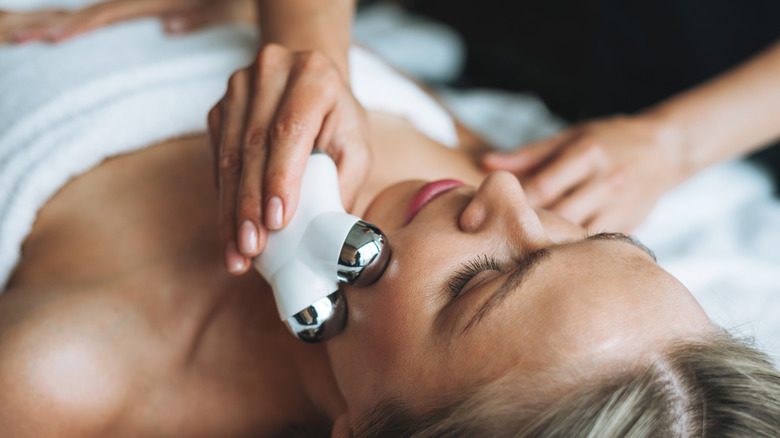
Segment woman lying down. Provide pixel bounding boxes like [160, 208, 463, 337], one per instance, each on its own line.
[1, 2, 779, 437]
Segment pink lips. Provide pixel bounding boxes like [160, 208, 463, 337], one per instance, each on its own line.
[405, 179, 465, 224]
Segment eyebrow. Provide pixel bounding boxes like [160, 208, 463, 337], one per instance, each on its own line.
[459, 232, 656, 335]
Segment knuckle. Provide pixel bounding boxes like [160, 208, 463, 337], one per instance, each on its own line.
[271, 114, 306, 140]
[296, 50, 329, 72]
[582, 138, 604, 154]
[226, 71, 246, 97]
[582, 139, 608, 163]
[218, 150, 242, 174]
[244, 130, 267, 149]
[258, 43, 286, 64]
[227, 70, 242, 87]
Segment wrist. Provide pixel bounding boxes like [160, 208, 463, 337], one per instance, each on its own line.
[258, 0, 353, 82]
[635, 108, 697, 183]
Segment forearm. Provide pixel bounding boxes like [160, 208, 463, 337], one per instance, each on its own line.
[256, 0, 355, 80]
[641, 39, 780, 175]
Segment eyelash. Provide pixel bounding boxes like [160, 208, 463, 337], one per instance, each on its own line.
[448, 255, 501, 298]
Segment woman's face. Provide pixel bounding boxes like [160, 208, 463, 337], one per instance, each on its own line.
[326, 171, 713, 415]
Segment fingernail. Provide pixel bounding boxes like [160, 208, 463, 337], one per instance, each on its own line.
[265, 196, 283, 230]
[166, 16, 188, 33]
[225, 241, 246, 273]
[238, 220, 259, 255]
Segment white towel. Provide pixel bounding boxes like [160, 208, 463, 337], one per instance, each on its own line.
[0, 17, 457, 287]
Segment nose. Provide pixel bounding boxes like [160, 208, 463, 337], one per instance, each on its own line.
[459, 171, 555, 251]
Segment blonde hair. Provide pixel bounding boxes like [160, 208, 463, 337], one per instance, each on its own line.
[355, 330, 780, 437]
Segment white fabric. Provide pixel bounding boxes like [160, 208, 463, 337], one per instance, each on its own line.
[0, 15, 457, 287]
[635, 161, 780, 360]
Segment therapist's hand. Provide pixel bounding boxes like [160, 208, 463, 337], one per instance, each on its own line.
[482, 115, 688, 232]
[208, 43, 371, 274]
[0, 0, 255, 44]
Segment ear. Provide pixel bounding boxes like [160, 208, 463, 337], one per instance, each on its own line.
[331, 412, 354, 438]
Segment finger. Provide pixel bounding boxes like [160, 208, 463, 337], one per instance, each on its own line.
[3, 11, 64, 43]
[235, 44, 291, 257]
[523, 138, 607, 207]
[548, 176, 613, 226]
[0, 9, 53, 42]
[10, 27, 49, 43]
[219, 70, 252, 273]
[47, 0, 181, 42]
[585, 200, 642, 235]
[321, 104, 371, 211]
[481, 130, 573, 175]
[207, 99, 224, 189]
[585, 209, 625, 235]
[263, 51, 342, 230]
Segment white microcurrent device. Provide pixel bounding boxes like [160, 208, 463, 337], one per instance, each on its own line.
[253, 150, 390, 342]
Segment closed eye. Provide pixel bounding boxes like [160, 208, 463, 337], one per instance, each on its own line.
[448, 255, 501, 298]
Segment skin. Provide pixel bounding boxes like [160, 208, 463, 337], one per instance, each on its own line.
[0, 3, 714, 436]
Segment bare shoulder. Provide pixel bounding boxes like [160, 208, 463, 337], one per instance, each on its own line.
[0, 287, 134, 437]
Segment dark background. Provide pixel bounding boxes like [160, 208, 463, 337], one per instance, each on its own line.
[398, 0, 780, 185]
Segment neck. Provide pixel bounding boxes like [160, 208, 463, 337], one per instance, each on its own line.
[291, 341, 349, 423]
[222, 284, 348, 433]
[260, 330, 348, 435]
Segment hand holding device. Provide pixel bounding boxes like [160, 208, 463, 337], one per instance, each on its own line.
[253, 151, 389, 342]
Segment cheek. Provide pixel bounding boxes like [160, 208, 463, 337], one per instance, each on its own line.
[362, 180, 425, 232]
[348, 260, 432, 366]
[327, 226, 485, 404]
[336, 231, 453, 377]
